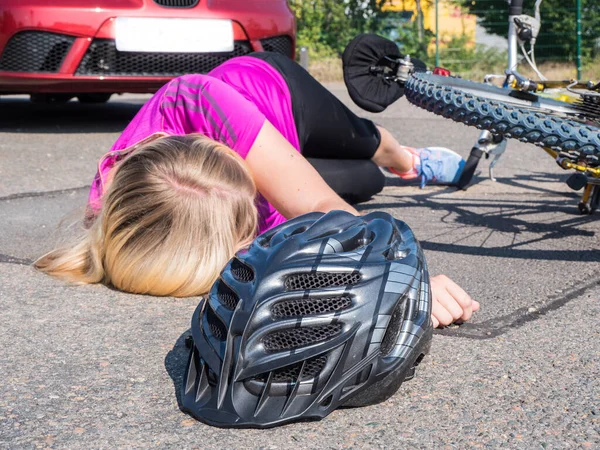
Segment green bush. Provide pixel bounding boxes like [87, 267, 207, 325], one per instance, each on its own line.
[289, 0, 507, 80]
[386, 26, 507, 78]
[438, 34, 507, 77]
[453, 0, 600, 64]
[288, 0, 391, 59]
[386, 19, 435, 64]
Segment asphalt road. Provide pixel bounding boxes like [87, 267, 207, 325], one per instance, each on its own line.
[1, 86, 599, 449]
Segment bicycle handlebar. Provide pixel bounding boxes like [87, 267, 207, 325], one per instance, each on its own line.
[508, 0, 524, 16]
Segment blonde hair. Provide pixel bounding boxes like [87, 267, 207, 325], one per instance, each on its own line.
[34, 134, 258, 297]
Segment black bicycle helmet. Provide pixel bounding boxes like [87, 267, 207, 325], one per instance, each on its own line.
[181, 210, 433, 428]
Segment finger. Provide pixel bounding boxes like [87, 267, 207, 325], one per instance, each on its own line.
[435, 290, 464, 321]
[431, 298, 454, 327]
[444, 281, 474, 320]
[431, 314, 439, 328]
[458, 300, 472, 322]
[452, 301, 481, 325]
[430, 274, 449, 284]
[444, 279, 472, 307]
[444, 300, 481, 326]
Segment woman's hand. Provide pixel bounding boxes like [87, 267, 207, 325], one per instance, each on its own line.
[430, 274, 480, 328]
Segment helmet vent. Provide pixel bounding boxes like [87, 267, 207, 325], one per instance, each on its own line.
[216, 281, 239, 309]
[271, 295, 352, 318]
[380, 297, 407, 355]
[388, 227, 400, 245]
[205, 306, 227, 341]
[262, 324, 342, 351]
[289, 225, 309, 236]
[271, 364, 301, 383]
[207, 367, 218, 387]
[301, 355, 328, 380]
[230, 258, 254, 283]
[285, 272, 361, 290]
[267, 355, 328, 383]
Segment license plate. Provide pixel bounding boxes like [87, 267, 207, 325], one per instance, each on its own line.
[115, 17, 234, 53]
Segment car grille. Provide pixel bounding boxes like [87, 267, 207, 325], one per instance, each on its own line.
[0, 31, 75, 73]
[75, 39, 253, 76]
[153, 0, 199, 7]
[260, 35, 294, 58]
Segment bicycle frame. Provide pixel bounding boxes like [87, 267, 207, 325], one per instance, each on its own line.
[507, 0, 524, 71]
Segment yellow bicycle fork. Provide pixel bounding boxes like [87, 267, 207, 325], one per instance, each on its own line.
[542, 147, 600, 214]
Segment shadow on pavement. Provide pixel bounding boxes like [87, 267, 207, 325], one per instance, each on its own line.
[385, 170, 573, 192]
[0, 96, 146, 133]
[437, 277, 600, 339]
[358, 172, 599, 262]
[165, 330, 193, 411]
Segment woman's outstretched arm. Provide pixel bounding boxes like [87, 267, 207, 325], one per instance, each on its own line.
[245, 120, 480, 328]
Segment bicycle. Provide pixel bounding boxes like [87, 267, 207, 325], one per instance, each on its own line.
[342, 0, 600, 214]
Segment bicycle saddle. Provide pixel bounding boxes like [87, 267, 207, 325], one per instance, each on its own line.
[342, 33, 426, 113]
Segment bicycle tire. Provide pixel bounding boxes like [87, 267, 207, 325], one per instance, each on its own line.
[405, 73, 600, 167]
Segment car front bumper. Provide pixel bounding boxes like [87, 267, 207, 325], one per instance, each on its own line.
[0, 1, 295, 94]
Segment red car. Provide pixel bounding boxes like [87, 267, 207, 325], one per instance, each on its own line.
[0, 0, 295, 103]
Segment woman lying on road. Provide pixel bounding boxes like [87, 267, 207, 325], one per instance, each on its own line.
[35, 52, 479, 328]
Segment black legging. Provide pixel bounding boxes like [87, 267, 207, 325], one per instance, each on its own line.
[249, 52, 385, 203]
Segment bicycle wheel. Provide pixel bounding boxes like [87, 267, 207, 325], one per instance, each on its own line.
[405, 72, 600, 167]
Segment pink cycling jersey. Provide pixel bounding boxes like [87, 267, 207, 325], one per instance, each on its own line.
[88, 56, 299, 234]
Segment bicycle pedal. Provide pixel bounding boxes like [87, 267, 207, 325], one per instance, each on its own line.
[566, 173, 588, 191]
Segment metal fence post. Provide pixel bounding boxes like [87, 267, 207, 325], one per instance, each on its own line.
[299, 46, 309, 70]
[577, 0, 582, 79]
[435, 0, 440, 67]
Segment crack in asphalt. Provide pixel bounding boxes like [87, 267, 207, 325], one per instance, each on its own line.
[0, 254, 33, 265]
[437, 277, 600, 339]
[0, 186, 89, 202]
